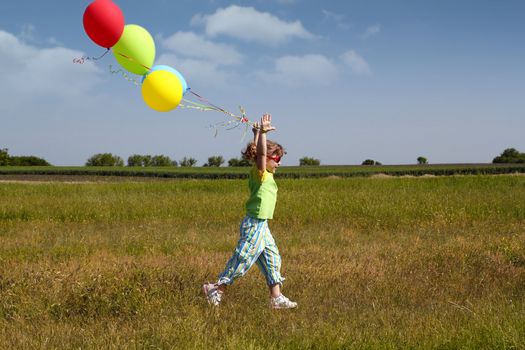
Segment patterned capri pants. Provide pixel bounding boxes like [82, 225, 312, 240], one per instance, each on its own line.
[218, 215, 285, 286]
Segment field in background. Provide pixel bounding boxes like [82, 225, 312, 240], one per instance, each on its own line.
[0, 175, 524, 348]
[1, 163, 525, 179]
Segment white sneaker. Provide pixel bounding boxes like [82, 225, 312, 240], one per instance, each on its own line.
[270, 294, 297, 309]
[203, 283, 222, 306]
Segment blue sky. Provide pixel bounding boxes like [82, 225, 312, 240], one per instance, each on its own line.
[1, 0, 524, 166]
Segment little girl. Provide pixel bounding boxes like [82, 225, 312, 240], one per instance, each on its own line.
[203, 113, 297, 309]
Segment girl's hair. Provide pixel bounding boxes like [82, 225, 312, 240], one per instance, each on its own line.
[242, 140, 286, 161]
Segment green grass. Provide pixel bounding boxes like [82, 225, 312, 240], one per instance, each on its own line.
[1, 175, 524, 349]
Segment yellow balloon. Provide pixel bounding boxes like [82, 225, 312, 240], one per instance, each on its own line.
[141, 70, 183, 112]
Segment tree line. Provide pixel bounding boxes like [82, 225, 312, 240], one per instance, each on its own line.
[85, 153, 237, 167]
[0, 148, 50, 166]
[492, 148, 525, 164]
[85, 154, 323, 167]
[2, 147, 524, 167]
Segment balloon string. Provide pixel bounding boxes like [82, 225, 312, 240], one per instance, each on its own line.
[188, 90, 229, 114]
[208, 115, 251, 140]
[187, 91, 253, 126]
[108, 65, 141, 85]
[179, 103, 218, 112]
[72, 48, 152, 73]
[181, 94, 254, 137]
[73, 48, 110, 64]
[181, 98, 224, 112]
[113, 50, 153, 72]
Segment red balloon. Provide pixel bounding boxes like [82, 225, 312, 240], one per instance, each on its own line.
[83, 0, 125, 48]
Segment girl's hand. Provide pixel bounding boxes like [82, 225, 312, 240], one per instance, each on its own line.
[261, 113, 276, 133]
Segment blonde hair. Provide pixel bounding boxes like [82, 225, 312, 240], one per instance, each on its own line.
[242, 140, 285, 162]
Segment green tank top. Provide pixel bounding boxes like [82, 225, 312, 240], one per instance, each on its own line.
[245, 167, 278, 219]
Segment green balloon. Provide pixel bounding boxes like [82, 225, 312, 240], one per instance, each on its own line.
[112, 24, 155, 75]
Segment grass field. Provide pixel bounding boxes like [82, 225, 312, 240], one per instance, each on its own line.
[1, 175, 524, 349]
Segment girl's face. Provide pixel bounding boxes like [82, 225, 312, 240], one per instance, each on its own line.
[266, 153, 282, 173]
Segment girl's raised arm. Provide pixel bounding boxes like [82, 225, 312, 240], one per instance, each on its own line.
[256, 113, 276, 172]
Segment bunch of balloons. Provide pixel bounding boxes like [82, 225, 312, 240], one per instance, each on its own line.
[83, 0, 189, 112]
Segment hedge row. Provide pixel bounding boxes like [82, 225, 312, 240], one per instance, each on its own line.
[1, 164, 524, 179]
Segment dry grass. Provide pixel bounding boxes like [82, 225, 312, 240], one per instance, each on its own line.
[0, 176, 524, 349]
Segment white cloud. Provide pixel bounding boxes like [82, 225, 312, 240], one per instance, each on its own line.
[340, 50, 371, 75]
[362, 24, 381, 39]
[47, 37, 63, 46]
[16, 23, 64, 47]
[258, 54, 339, 87]
[156, 53, 236, 89]
[191, 5, 315, 45]
[0, 30, 33, 66]
[158, 31, 243, 89]
[322, 9, 350, 29]
[0, 30, 103, 99]
[255, 50, 371, 86]
[160, 31, 243, 66]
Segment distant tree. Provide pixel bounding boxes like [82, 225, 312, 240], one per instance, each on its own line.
[0, 148, 9, 166]
[9, 156, 50, 166]
[493, 148, 525, 164]
[142, 155, 153, 167]
[362, 159, 382, 166]
[299, 157, 321, 166]
[152, 155, 175, 167]
[228, 157, 251, 167]
[85, 153, 124, 166]
[417, 156, 428, 165]
[128, 154, 177, 167]
[0, 148, 51, 166]
[127, 154, 145, 167]
[239, 158, 251, 166]
[179, 157, 198, 167]
[204, 155, 224, 167]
